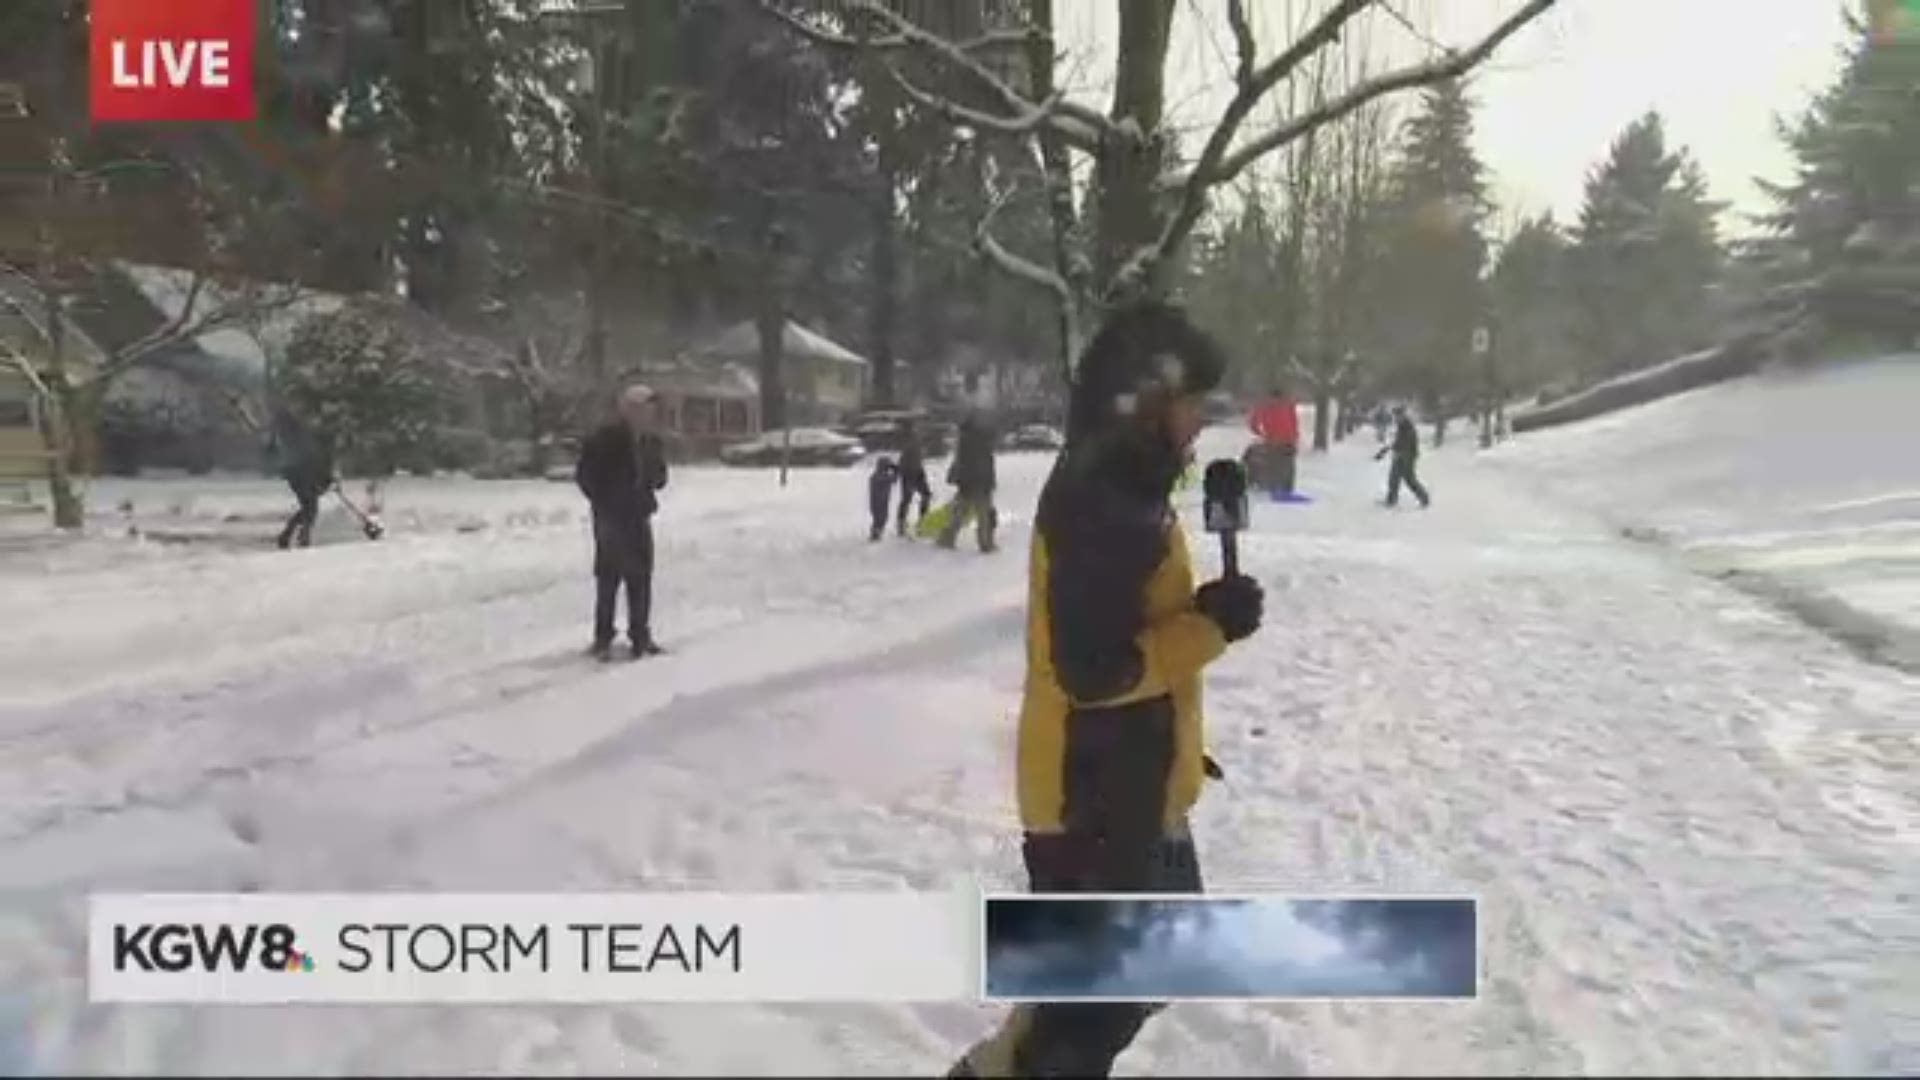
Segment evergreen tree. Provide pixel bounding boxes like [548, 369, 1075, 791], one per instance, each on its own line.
[1180, 184, 1286, 397]
[1568, 111, 1724, 379]
[1752, 3, 1920, 349]
[1489, 213, 1577, 398]
[1373, 78, 1492, 416]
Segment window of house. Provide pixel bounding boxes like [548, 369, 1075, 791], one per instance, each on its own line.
[720, 400, 749, 433]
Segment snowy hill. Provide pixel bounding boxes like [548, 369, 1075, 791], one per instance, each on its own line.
[1489, 354, 1920, 671]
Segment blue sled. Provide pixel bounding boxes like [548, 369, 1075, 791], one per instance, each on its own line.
[1269, 490, 1314, 504]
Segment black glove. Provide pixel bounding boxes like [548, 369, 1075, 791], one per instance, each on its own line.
[1195, 574, 1264, 643]
[1203, 754, 1225, 781]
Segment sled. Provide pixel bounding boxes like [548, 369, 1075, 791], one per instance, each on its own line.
[1269, 490, 1314, 505]
[916, 499, 956, 540]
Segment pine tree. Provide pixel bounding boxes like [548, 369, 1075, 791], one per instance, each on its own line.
[1568, 111, 1725, 379]
[1752, 3, 1920, 349]
[1489, 213, 1576, 398]
[1372, 78, 1492, 417]
[1180, 185, 1286, 396]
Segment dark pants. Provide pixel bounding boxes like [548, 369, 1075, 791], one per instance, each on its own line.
[869, 490, 892, 541]
[951, 830, 1202, 1079]
[592, 514, 655, 645]
[897, 468, 931, 534]
[1386, 457, 1430, 508]
[277, 474, 328, 549]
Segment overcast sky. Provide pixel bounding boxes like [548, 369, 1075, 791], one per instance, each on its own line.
[986, 898, 1478, 999]
[1051, 0, 1858, 234]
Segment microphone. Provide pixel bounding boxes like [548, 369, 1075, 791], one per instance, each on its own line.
[1202, 458, 1249, 579]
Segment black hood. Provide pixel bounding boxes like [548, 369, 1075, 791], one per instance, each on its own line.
[1067, 301, 1226, 445]
[1062, 301, 1226, 501]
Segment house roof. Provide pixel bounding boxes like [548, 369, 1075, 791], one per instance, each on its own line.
[117, 261, 345, 387]
[690, 319, 869, 369]
[626, 356, 759, 401]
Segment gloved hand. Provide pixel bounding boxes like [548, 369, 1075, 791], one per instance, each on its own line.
[1195, 574, 1264, 643]
[1203, 754, 1225, 781]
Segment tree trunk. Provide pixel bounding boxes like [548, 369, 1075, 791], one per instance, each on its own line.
[1312, 386, 1332, 451]
[1092, 0, 1175, 307]
[867, 174, 897, 409]
[1023, 0, 1086, 381]
[854, 10, 899, 409]
[41, 384, 84, 530]
[32, 273, 84, 528]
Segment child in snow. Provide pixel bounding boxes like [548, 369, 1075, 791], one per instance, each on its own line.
[896, 421, 933, 537]
[869, 455, 901, 542]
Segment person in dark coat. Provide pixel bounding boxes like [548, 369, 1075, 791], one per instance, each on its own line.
[575, 384, 671, 659]
[868, 455, 901, 542]
[273, 406, 335, 551]
[1375, 405, 1431, 508]
[938, 413, 998, 553]
[895, 421, 933, 537]
[946, 300, 1262, 1079]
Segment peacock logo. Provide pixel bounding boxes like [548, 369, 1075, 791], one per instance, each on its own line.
[283, 948, 316, 973]
[1869, 0, 1920, 43]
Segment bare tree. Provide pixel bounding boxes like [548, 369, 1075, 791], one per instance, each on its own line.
[767, 0, 1559, 379]
[2, 258, 303, 528]
[1295, 14, 1397, 448]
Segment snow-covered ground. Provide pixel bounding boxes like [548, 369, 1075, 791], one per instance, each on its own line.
[2, 428, 1916, 1076]
[1488, 355, 1920, 671]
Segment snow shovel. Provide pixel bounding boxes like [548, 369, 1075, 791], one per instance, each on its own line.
[331, 482, 386, 541]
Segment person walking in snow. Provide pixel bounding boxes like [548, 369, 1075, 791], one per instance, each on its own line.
[938, 413, 998, 553]
[896, 420, 933, 537]
[575, 383, 671, 660]
[868, 455, 901, 542]
[947, 301, 1264, 1080]
[1376, 405, 1431, 509]
[272, 405, 336, 551]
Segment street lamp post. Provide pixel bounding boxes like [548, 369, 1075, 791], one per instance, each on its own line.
[1474, 324, 1496, 448]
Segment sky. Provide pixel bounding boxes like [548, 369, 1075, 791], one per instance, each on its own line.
[985, 898, 1478, 999]
[1051, 0, 1859, 234]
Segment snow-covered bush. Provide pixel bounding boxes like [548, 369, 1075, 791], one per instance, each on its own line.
[281, 300, 456, 478]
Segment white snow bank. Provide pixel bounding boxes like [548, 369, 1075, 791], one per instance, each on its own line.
[1490, 354, 1920, 652]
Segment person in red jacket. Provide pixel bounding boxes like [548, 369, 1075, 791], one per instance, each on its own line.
[1247, 385, 1300, 496]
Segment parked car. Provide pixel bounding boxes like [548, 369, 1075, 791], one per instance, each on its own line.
[1002, 423, 1065, 452]
[720, 427, 866, 469]
[843, 410, 952, 458]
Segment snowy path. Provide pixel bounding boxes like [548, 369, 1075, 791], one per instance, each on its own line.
[2, 434, 1916, 1076]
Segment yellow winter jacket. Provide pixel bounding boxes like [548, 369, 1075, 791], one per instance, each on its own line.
[1016, 454, 1227, 837]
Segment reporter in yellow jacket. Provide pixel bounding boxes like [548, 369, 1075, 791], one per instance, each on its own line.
[950, 302, 1265, 1079]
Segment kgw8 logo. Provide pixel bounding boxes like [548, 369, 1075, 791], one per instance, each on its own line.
[113, 923, 316, 973]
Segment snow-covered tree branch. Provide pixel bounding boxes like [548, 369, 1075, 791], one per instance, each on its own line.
[757, 0, 1115, 154]
[887, 64, 1067, 138]
[1147, 0, 1559, 297]
[757, 4, 1040, 58]
[1213, 0, 1560, 185]
[974, 185, 1072, 305]
[105, 276, 305, 381]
